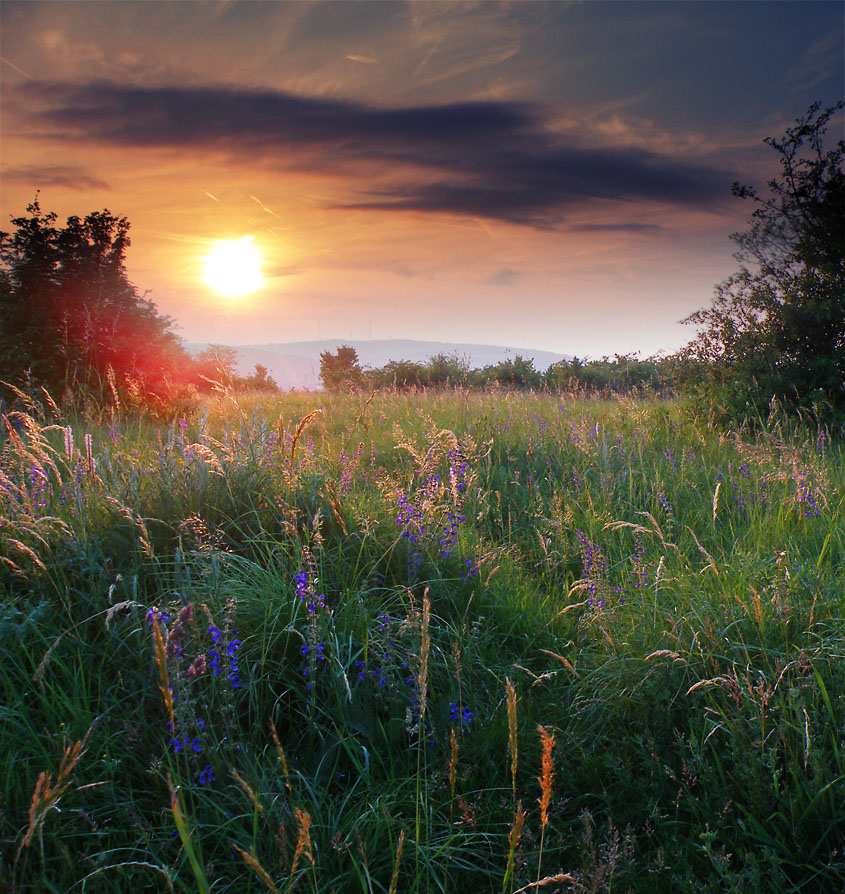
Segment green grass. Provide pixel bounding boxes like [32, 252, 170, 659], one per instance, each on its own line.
[1, 390, 843, 892]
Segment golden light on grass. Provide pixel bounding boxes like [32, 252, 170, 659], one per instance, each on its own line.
[202, 235, 264, 297]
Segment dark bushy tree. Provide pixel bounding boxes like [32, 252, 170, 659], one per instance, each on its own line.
[0, 198, 190, 408]
[235, 363, 279, 392]
[544, 354, 668, 394]
[681, 102, 844, 420]
[319, 345, 364, 391]
[476, 355, 543, 390]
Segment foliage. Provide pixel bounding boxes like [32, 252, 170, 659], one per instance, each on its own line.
[319, 344, 365, 391]
[192, 344, 241, 388]
[475, 354, 544, 390]
[367, 352, 470, 391]
[235, 363, 279, 392]
[545, 353, 670, 394]
[681, 102, 845, 421]
[0, 198, 191, 411]
[2, 389, 843, 892]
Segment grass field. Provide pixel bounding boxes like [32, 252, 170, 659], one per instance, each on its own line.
[1, 389, 843, 892]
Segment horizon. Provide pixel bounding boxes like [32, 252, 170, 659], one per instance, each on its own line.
[1, 1, 842, 357]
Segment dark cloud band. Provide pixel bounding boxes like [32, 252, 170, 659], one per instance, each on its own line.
[2, 163, 109, 191]
[22, 81, 729, 227]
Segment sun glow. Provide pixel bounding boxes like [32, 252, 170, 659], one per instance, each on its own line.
[202, 236, 264, 298]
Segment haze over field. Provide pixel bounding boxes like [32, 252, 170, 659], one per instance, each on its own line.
[1, 1, 842, 359]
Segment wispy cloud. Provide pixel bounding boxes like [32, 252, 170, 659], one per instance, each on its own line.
[21, 80, 730, 227]
[488, 268, 524, 285]
[1, 163, 109, 190]
[570, 223, 664, 233]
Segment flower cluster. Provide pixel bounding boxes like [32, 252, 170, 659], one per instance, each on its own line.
[339, 442, 365, 494]
[614, 535, 647, 603]
[796, 471, 821, 518]
[300, 638, 326, 691]
[395, 443, 473, 577]
[439, 509, 467, 559]
[449, 702, 474, 735]
[147, 599, 246, 792]
[208, 622, 242, 689]
[294, 550, 328, 691]
[294, 558, 326, 614]
[576, 529, 608, 607]
[395, 491, 427, 577]
[27, 463, 50, 515]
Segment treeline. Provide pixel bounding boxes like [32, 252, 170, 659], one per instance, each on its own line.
[318, 346, 676, 395]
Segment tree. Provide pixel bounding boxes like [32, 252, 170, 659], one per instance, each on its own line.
[479, 355, 543, 390]
[319, 345, 364, 392]
[681, 102, 844, 419]
[0, 197, 190, 408]
[194, 344, 241, 388]
[235, 363, 279, 392]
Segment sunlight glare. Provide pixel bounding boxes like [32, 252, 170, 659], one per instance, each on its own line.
[202, 236, 264, 298]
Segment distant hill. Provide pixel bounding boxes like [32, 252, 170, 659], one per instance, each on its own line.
[185, 339, 572, 390]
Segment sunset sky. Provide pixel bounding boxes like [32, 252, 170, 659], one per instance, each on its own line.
[1, 1, 842, 359]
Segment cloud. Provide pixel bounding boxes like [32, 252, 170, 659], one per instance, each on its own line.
[488, 268, 524, 285]
[570, 223, 664, 233]
[1, 164, 109, 190]
[20, 80, 730, 227]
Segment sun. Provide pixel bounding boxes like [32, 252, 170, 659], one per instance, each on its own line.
[202, 236, 264, 298]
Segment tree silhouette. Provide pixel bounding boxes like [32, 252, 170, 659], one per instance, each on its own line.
[0, 198, 189, 408]
[319, 345, 364, 391]
[682, 102, 844, 418]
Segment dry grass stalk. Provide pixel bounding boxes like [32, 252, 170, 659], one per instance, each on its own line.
[234, 845, 280, 893]
[5, 539, 46, 571]
[513, 874, 575, 893]
[290, 409, 322, 461]
[539, 649, 579, 677]
[712, 480, 721, 523]
[33, 632, 66, 690]
[449, 727, 459, 798]
[537, 726, 555, 831]
[269, 719, 293, 793]
[322, 481, 349, 537]
[84, 433, 95, 479]
[536, 725, 556, 884]
[686, 526, 719, 577]
[104, 600, 141, 631]
[16, 721, 96, 859]
[290, 807, 314, 878]
[200, 433, 234, 461]
[506, 677, 518, 804]
[232, 769, 264, 813]
[63, 425, 74, 463]
[502, 799, 526, 894]
[354, 389, 377, 430]
[417, 589, 431, 721]
[152, 618, 175, 732]
[106, 364, 121, 411]
[184, 443, 225, 476]
[388, 828, 405, 894]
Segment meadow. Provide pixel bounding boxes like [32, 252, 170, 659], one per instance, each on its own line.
[1, 388, 842, 893]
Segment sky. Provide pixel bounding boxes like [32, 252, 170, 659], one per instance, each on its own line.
[1, 0, 843, 358]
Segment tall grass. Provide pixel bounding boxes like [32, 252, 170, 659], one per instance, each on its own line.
[1, 390, 842, 892]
